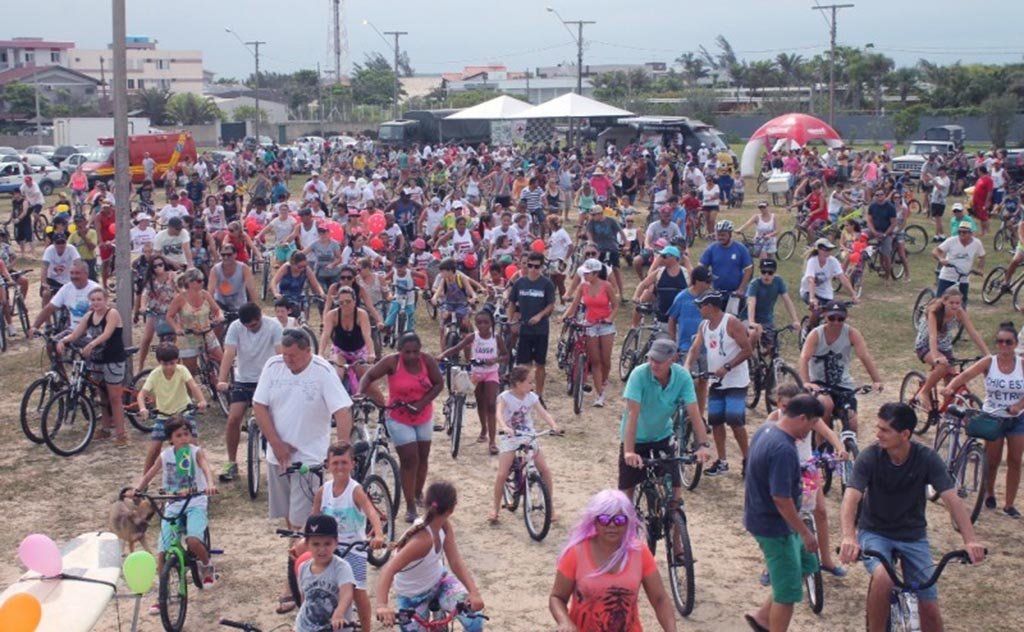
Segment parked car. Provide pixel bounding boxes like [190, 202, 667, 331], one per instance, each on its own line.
[0, 161, 63, 195]
[891, 140, 957, 178]
[923, 125, 965, 149]
[52, 144, 89, 166]
[60, 152, 90, 178]
[24, 145, 55, 161]
[0, 146, 17, 156]
[1007, 148, 1024, 184]
[209, 150, 236, 166]
[242, 135, 274, 151]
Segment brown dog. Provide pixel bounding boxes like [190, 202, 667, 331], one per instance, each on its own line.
[109, 488, 155, 554]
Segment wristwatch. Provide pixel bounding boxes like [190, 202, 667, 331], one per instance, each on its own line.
[724, 361, 732, 371]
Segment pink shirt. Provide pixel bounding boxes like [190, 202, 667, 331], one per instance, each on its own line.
[556, 539, 657, 632]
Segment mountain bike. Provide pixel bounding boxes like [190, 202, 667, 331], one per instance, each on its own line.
[21, 327, 71, 444]
[438, 359, 476, 459]
[278, 529, 374, 611]
[436, 300, 470, 352]
[500, 430, 561, 541]
[561, 318, 592, 415]
[671, 396, 710, 492]
[380, 285, 419, 348]
[183, 326, 230, 416]
[812, 383, 871, 496]
[1, 269, 31, 345]
[396, 601, 489, 631]
[746, 325, 799, 413]
[618, 303, 663, 381]
[928, 406, 990, 525]
[898, 357, 983, 436]
[351, 396, 405, 515]
[130, 489, 216, 632]
[631, 451, 698, 617]
[911, 266, 974, 342]
[856, 548, 979, 632]
[980, 264, 1024, 307]
[221, 619, 357, 631]
[244, 413, 265, 500]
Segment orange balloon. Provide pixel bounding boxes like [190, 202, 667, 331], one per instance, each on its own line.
[369, 237, 384, 250]
[504, 264, 518, 280]
[0, 592, 42, 632]
[849, 252, 862, 265]
[293, 551, 313, 581]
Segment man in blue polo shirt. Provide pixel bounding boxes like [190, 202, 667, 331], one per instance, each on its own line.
[668, 265, 712, 416]
[619, 338, 710, 499]
[699, 219, 753, 316]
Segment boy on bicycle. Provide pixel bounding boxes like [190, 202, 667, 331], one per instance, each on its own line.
[128, 417, 218, 614]
[296, 514, 357, 632]
[137, 343, 208, 474]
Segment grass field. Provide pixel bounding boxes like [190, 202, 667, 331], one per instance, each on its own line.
[0, 175, 1020, 631]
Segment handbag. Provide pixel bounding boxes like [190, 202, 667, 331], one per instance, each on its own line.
[965, 410, 1010, 441]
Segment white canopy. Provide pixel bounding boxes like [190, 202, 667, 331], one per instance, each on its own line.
[515, 93, 634, 119]
[444, 96, 533, 120]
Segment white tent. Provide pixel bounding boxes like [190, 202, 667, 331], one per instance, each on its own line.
[514, 93, 634, 119]
[444, 96, 533, 120]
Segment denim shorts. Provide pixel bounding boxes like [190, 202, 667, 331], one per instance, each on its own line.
[859, 530, 938, 601]
[385, 417, 432, 447]
[707, 386, 747, 427]
[151, 412, 197, 442]
[159, 505, 208, 552]
[586, 322, 616, 337]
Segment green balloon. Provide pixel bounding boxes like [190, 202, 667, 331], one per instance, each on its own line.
[123, 550, 157, 594]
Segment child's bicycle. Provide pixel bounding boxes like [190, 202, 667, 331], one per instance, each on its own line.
[500, 429, 562, 542]
[395, 601, 489, 631]
[277, 528, 373, 612]
[221, 618, 358, 631]
[128, 488, 217, 632]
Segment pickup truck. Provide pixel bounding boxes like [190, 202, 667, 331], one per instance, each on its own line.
[0, 160, 63, 195]
[891, 141, 957, 178]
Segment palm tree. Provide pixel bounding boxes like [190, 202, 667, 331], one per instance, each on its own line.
[775, 53, 805, 88]
[745, 60, 778, 97]
[885, 67, 919, 105]
[863, 52, 895, 113]
[676, 52, 709, 86]
[166, 93, 222, 125]
[131, 88, 171, 125]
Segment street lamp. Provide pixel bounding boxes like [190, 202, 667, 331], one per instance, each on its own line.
[545, 6, 594, 95]
[363, 20, 406, 121]
[225, 27, 266, 141]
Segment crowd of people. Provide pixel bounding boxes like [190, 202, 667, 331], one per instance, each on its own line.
[2, 131, 1022, 632]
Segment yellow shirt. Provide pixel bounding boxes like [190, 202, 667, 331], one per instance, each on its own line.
[68, 228, 98, 260]
[353, 155, 367, 171]
[143, 364, 194, 415]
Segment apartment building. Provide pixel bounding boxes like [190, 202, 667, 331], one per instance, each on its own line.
[0, 37, 74, 70]
[69, 37, 204, 94]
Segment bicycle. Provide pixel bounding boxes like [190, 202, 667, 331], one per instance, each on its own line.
[500, 430, 561, 541]
[618, 303, 664, 381]
[438, 359, 477, 459]
[436, 300, 470, 352]
[855, 548, 979, 632]
[380, 285, 419, 349]
[898, 357, 983, 436]
[278, 528, 376, 613]
[351, 396, 405, 515]
[130, 489, 216, 632]
[285, 293, 322, 355]
[38, 342, 150, 456]
[21, 326, 71, 444]
[799, 300, 856, 347]
[1, 269, 31, 340]
[746, 325, 800, 413]
[911, 266, 975, 341]
[562, 317, 592, 415]
[221, 618, 357, 631]
[243, 412, 265, 500]
[395, 601, 489, 631]
[811, 383, 871, 496]
[631, 451, 698, 617]
[980, 263, 1024, 307]
[182, 326, 230, 416]
[927, 406, 990, 525]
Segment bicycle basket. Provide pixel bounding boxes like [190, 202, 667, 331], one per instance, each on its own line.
[451, 367, 475, 395]
[965, 410, 1008, 441]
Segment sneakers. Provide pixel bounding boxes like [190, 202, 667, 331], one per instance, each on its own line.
[932, 234, 945, 243]
[1003, 506, 1022, 519]
[148, 602, 161, 616]
[6, 326, 16, 338]
[555, 304, 567, 314]
[218, 462, 239, 482]
[985, 496, 997, 510]
[759, 570, 771, 586]
[705, 460, 730, 477]
[594, 394, 605, 408]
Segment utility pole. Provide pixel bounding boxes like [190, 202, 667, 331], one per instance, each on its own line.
[384, 31, 407, 121]
[332, 0, 342, 81]
[524, 68, 531, 104]
[247, 40, 266, 141]
[99, 56, 108, 105]
[111, 0, 132, 344]
[811, 3, 854, 127]
[32, 67, 41, 144]
[570, 20, 595, 95]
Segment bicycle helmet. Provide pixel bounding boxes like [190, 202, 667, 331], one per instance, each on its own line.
[715, 219, 734, 232]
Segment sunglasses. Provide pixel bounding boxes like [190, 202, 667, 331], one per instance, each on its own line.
[996, 338, 1016, 346]
[526, 263, 542, 269]
[584, 252, 598, 257]
[826, 315, 846, 322]
[220, 251, 235, 256]
[339, 275, 354, 281]
[595, 514, 629, 527]
[761, 270, 775, 275]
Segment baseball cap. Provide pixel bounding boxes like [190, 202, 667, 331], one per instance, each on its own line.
[135, 213, 152, 222]
[582, 258, 603, 273]
[957, 221, 975, 233]
[757, 200, 769, 208]
[316, 224, 328, 233]
[659, 245, 681, 259]
[647, 338, 678, 363]
[814, 238, 836, 250]
[412, 238, 426, 249]
[303, 514, 338, 538]
[951, 203, 964, 212]
[690, 265, 712, 284]
[348, 176, 357, 182]
[225, 185, 234, 193]
[823, 300, 848, 315]
[759, 258, 778, 272]
[695, 289, 724, 306]
[431, 197, 441, 204]
[452, 200, 464, 209]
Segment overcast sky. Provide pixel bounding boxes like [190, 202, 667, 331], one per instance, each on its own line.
[6, 0, 1024, 79]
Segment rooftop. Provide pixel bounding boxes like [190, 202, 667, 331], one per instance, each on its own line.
[0, 38, 74, 50]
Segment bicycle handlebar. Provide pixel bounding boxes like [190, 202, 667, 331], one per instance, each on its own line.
[280, 461, 325, 476]
[396, 602, 489, 626]
[859, 548, 980, 592]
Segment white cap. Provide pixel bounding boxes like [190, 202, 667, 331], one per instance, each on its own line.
[224, 185, 234, 193]
[452, 200, 464, 209]
[311, 170, 320, 176]
[135, 213, 152, 222]
[582, 258, 603, 273]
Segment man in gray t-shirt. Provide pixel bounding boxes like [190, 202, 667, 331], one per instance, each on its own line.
[216, 303, 283, 482]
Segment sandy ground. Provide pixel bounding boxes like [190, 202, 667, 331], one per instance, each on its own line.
[2, 204, 1022, 632]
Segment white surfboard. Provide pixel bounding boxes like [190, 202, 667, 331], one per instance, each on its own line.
[0, 532, 121, 632]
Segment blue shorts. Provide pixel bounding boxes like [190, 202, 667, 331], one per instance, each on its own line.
[159, 504, 208, 552]
[996, 412, 1024, 437]
[340, 548, 368, 590]
[707, 386, 746, 427]
[150, 413, 198, 442]
[385, 417, 432, 447]
[859, 530, 938, 601]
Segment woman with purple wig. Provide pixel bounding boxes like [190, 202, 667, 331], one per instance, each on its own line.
[549, 489, 678, 632]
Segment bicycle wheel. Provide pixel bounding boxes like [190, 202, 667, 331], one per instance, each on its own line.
[502, 464, 521, 513]
[903, 224, 928, 254]
[363, 474, 395, 567]
[286, 550, 303, 607]
[912, 288, 933, 330]
[125, 369, 154, 433]
[891, 250, 906, 280]
[676, 414, 703, 491]
[41, 390, 96, 457]
[804, 526, 824, 615]
[444, 328, 461, 353]
[212, 373, 230, 417]
[745, 357, 763, 411]
[982, 267, 1007, 305]
[849, 267, 864, 300]
[523, 469, 552, 542]
[247, 418, 263, 500]
[666, 508, 696, 617]
[994, 227, 1011, 252]
[301, 324, 319, 356]
[449, 396, 464, 459]
[159, 548, 188, 632]
[618, 328, 640, 381]
[928, 423, 953, 502]
[633, 486, 662, 554]
[33, 213, 48, 241]
[957, 443, 987, 525]
[260, 260, 271, 301]
[899, 371, 930, 435]
[373, 450, 402, 514]
[776, 231, 797, 261]
[841, 436, 860, 494]
[756, 177, 768, 194]
[0, 316, 6, 352]
[1013, 279, 1024, 313]
[21, 376, 57, 444]
[572, 354, 586, 415]
[15, 295, 30, 335]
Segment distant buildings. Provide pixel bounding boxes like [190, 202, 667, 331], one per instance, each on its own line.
[69, 37, 204, 94]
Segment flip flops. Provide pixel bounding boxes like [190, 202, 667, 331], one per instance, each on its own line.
[744, 614, 769, 632]
[275, 595, 296, 615]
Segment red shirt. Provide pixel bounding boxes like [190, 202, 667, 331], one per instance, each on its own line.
[99, 211, 117, 259]
[973, 175, 993, 209]
[556, 540, 657, 632]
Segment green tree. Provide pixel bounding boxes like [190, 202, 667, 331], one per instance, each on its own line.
[166, 93, 222, 125]
[884, 67, 919, 106]
[983, 93, 1020, 148]
[2, 82, 46, 116]
[232, 104, 268, 124]
[775, 53, 805, 87]
[675, 52, 708, 86]
[745, 60, 778, 97]
[891, 105, 925, 144]
[131, 88, 172, 125]
[351, 53, 404, 107]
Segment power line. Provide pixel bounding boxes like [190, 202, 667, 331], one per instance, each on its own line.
[811, 2, 855, 127]
[590, 39, 827, 55]
[413, 41, 575, 67]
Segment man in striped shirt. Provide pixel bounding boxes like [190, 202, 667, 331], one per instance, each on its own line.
[520, 177, 546, 230]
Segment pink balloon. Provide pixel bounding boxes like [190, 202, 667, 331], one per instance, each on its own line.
[18, 534, 62, 577]
[367, 212, 386, 236]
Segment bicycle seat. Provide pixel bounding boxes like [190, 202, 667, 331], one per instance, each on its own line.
[635, 303, 656, 315]
[124, 346, 139, 356]
[946, 406, 969, 419]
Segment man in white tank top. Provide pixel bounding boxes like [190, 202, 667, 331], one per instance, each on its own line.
[688, 289, 753, 477]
